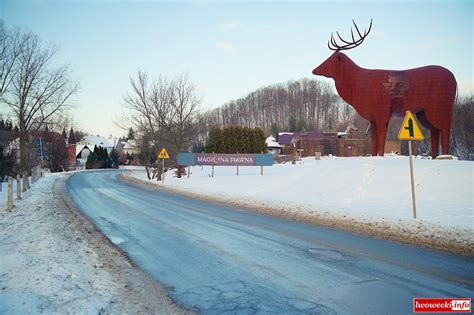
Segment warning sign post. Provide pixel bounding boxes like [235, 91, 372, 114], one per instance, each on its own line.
[157, 148, 170, 182]
[398, 111, 424, 219]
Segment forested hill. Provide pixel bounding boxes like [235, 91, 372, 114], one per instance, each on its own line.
[197, 78, 354, 136]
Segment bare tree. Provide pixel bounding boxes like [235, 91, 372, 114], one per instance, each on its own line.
[450, 95, 474, 160]
[0, 21, 27, 98]
[121, 71, 156, 137]
[1, 29, 79, 172]
[154, 74, 201, 153]
[122, 71, 201, 155]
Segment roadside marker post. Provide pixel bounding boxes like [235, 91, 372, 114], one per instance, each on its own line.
[16, 174, 21, 200]
[398, 110, 424, 219]
[212, 152, 215, 178]
[6, 177, 13, 212]
[22, 172, 27, 192]
[236, 152, 240, 176]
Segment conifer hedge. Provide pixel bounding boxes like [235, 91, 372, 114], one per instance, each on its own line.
[205, 126, 266, 154]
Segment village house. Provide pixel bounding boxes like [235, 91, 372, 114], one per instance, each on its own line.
[76, 135, 114, 168]
[265, 136, 282, 156]
[278, 130, 370, 157]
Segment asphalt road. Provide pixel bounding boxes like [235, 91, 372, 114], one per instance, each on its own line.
[66, 170, 474, 314]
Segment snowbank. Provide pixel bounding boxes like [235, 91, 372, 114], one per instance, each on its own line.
[127, 156, 473, 255]
[0, 172, 184, 314]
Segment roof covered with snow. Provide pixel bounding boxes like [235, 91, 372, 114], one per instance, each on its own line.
[79, 135, 113, 148]
[265, 136, 276, 143]
[265, 136, 281, 148]
[123, 139, 137, 149]
[76, 144, 93, 157]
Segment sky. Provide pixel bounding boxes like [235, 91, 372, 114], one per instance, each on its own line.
[0, 0, 472, 138]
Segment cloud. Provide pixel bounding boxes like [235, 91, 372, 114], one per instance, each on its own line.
[215, 41, 234, 51]
[223, 20, 241, 30]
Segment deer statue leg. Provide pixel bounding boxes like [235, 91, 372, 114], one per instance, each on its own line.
[430, 129, 440, 158]
[440, 128, 451, 156]
[370, 121, 378, 156]
[376, 120, 388, 156]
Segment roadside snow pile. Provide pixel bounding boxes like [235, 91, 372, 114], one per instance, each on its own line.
[119, 165, 146, 170]
[0, 172, 178, 314]
[129, 155, 473, 254]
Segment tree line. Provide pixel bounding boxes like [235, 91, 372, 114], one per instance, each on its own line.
[196, 78, 353, 141]
[0, 119, 17, 177]
[449, 95, 474, 160]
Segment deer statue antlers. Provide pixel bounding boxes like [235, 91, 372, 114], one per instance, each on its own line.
[328, 19, 373, 51]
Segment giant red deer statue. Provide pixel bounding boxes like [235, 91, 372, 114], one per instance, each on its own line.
[312, 20, 457, 157]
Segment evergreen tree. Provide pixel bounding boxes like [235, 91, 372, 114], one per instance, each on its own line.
[288, 117, 297, 132]
[61, 128, 67, 139]
[86, 151, 98, 169]
[127, 127, 135, 140]
[270, 122, 280, 138]
[191, 142, 206, 153]
[49, 137, 67, 172]
[68, 128, 76, 144]
[43, 125, 51, 144]
[296, 117, 307, 132]
[110, 149, 119, 168]
[0, 145, 15, 178]
[206, 126, 222, 153]
[205, 125, 266, 153]
[247, 128, 265, 153]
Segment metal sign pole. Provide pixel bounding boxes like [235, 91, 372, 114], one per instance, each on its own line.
[39, 138, 44, 168]
[162, 158, 165, 183]
[408, 140, 417, 219]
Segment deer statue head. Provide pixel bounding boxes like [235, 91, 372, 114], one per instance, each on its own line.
[312, 19, 372, 79]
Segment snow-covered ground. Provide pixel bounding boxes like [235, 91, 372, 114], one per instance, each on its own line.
[0, 172, 184, 314]
[128, 155, 473, 255]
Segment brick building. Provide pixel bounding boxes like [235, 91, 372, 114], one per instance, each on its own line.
[278, 131, 400, 158]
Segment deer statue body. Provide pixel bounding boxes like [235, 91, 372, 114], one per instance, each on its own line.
[312, 20, 456, 157]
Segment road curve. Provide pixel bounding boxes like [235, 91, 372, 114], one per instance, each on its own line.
[66, 170, 474, 314]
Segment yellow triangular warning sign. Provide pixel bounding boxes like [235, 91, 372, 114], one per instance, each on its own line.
[158, 148, 170, 159]
[398, 111, 424, 141]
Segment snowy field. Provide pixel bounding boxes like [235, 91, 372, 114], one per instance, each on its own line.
[129, 155, 473, 253]
[0, 172, 182, 314]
